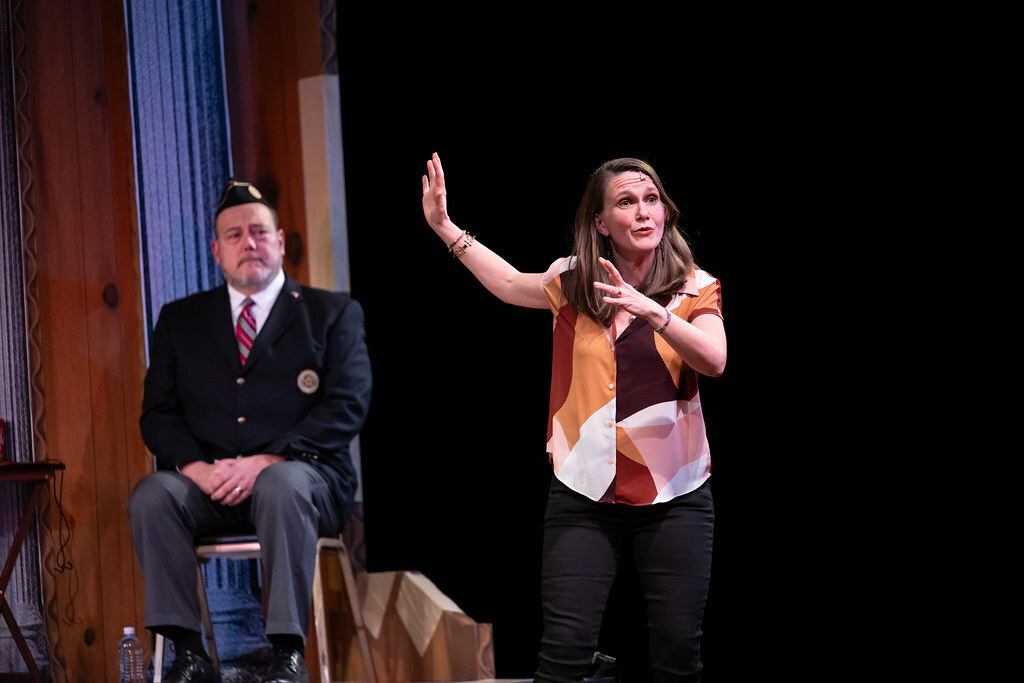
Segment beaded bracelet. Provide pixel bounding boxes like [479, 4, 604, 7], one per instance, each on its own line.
[446, 230, 467, 251]
[451, 233, 476, 259]
[653, 308, 671, 333]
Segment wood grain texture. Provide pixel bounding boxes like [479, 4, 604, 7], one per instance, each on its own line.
[18, 0, 146, 678]
[13, 1, 344, 678]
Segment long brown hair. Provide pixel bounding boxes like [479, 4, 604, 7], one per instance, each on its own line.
[562, 158, 695, 327]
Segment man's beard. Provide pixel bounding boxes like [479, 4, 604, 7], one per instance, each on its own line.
[225, 261, 280, 292]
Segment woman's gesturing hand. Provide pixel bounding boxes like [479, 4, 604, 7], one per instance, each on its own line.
[421, 152, 453, 233]
[596, 256, 727, 376]
[594, 257, 664, 324]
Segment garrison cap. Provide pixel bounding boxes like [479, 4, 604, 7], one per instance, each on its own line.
[215, 179, 274, 217]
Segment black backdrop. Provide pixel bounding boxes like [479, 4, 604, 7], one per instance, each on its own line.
[336, 6, 824, 681]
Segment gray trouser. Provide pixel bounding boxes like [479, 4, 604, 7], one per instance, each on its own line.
[126, 460, 345, 640]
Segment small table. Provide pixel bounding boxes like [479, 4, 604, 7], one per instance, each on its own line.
[0, 460, 65, 683]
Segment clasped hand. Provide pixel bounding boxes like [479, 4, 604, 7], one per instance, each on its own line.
[181, 454, 284, 506]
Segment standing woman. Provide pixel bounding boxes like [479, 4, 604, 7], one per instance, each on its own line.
[421, 153, 726, 682]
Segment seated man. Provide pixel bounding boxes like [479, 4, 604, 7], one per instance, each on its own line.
[128, 180, 372, 683]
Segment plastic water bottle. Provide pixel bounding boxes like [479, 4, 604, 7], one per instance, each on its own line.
[118, 626, 144, 683]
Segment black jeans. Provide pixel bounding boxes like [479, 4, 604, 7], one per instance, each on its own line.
[535, 477, 714, 683]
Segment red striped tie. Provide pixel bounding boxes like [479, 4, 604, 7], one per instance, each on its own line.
[236, 298, 256, 365]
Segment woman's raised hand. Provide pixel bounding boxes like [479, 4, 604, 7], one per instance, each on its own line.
[421, 152, 453, 233]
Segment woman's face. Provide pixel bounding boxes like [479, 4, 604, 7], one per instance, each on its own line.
[594, 171, 666, 260]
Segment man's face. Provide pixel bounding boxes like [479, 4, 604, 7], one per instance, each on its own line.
[211, 203, 285, 294]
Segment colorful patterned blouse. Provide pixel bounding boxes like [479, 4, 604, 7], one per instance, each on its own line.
[542, 257, 724, 505]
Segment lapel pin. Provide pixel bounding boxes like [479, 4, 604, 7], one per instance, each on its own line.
[297, 369, 320, 394]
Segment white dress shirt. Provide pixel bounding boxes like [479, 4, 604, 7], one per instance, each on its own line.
[227, 269, 286, 337]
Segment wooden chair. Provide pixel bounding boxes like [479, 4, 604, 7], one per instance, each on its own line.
[152, 533, 376, 682]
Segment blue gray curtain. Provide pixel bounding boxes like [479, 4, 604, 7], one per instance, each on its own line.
[127, 0, 231, 333]
[125, 0, 267, 667]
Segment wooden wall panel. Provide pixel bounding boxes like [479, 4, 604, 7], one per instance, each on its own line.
[20, 0, 146, 679]
[13, 0, 338, 678]
[222, 0, 324, 286]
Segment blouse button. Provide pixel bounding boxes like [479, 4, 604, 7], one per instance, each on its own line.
[607, 421, 614, 428]
[237, 416, 246, 424]
[236, 377, 245, 385]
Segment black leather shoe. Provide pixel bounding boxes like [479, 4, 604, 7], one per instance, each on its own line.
[164, 648, 219, 683]
[262, 646, 309, 683]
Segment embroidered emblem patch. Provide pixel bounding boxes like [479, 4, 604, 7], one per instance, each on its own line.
[297, 369, 320, 394]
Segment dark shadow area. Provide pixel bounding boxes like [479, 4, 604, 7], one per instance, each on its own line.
[336, 5, 844, 681]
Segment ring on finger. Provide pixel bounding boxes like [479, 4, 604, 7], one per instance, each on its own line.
[234, 486, 243, 494]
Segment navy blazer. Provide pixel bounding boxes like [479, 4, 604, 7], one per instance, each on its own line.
[140, 274, 372, 509]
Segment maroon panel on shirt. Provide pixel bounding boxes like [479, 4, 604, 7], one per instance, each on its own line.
[679, 366, 700, 402]
[615, 447, 658, 504]
[615, 323, 679, 420]
[547, 304, 578, 441]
